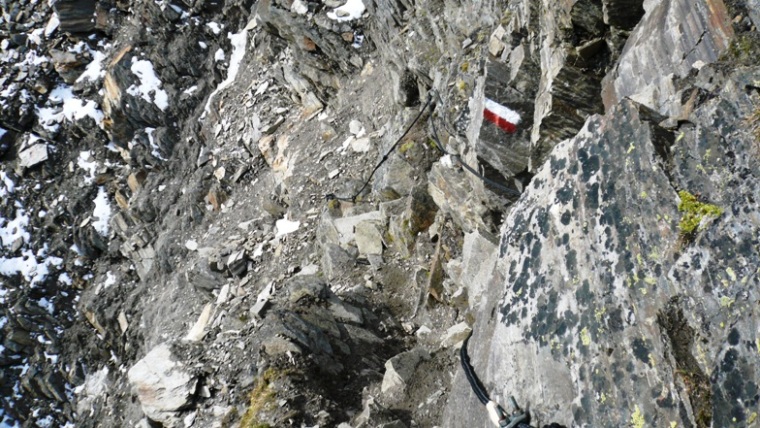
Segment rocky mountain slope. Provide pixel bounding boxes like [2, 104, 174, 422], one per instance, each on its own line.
[1, 0, 758, 426]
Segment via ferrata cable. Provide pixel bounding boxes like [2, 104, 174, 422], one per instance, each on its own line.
[460, 330, 532, 428]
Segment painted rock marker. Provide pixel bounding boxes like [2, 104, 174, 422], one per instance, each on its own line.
[483, 98, 520, 133]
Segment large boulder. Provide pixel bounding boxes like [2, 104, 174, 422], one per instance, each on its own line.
[127, 343, 197, 425]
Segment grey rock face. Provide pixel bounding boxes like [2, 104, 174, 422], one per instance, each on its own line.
[446, 77, 760, 426]
[602, 0, 734, 115]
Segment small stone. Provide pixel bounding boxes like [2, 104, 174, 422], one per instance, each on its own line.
[183, 303, 214, 342]
[183, 410, 197, 427]
[250, 298, 269, 318]
[381, 348, 429, 398]
[355, 221, 383, 255]
[54, 0, 97, 33]
[332, 211, 383, 246]
[439, 322, 472, 349]
[206, 190, 226, 211]
[213, 166, 226, 181]
[341, 32, 354, 42]
[84, 310, 106, 336]
[185, 240, 198, 251]
[231, 164, 249, 182]
[117, 311, 129, 334]
[226, 250, 248, 276]
[197, 146, 211, 167]
[291, 0, 308, 14]
[263, 336, 302, 356]
[328, 295, 363, 324]
[127, 170, 147, 192]
[488, 25, 506, 57]
[350, 137, 371, 152]
[302, 37, 317, 51]
[328, 169, 340, 179]
[114, 190, 129, 210]
[216, 283, 230, 304]
[415, 325, 432, 337]
[321, 243, 354, 280]
[348, 119, 365, 136]
[18, 137, 48, 168]
[262, 116, 285, 134]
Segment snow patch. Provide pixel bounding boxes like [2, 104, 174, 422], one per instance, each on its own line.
[127, 58, 169, 111]
[92, 187, 111, 237]
[38, 297, 54, 315]
[0, 247, 62, 287]
[58, 272, 72, 285]
[206, 22, 222, 34]
[275, 216, 300, 237]
[103, 271, 116, 288]
[214, 48, 225, 62]
[41, 85, 104, 127]
[327, 0, 365, 22]
[0, 207, 30, 249]
[145, 127, 167, 160]
[202, 30, 248, 117]
[76, 51, 106, 83]
[77, 151, 98, 184]
[0, 171, 14, 198]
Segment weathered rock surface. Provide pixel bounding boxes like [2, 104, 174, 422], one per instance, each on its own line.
[381, 348, 429, 398]
[1, 0, 758, 426]
[446, 69, 760, 427]
[127, 343, 198, 425]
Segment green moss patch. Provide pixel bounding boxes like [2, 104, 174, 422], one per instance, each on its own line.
[239, 369, 284, 428]
[677, 190, 723, 235]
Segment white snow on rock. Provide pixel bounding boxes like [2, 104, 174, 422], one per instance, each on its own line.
[103, 271, 117, 288]
[0, 206, 30, 248]
[58, 272, 72, 285]
[206, 22, 222, 34]
[38, 85, 105, 129]
[327, 0, 365, 22]
[0, 247, 63, 287]
[27, 28, 46, 46]
[127, 58, 169, 111]
[144, 127, 167, 161]
[77, 151, 98, 184]
[214, 48, 225, 62]
[92, 187, 112, 237]
[38, 297, 54, 314]
[202, 29, 248, 116]
[275, 216, 300, 238]
[0, 171, 14, 198]
[76, 51, 106, 83]
[291, 0, 308, 14]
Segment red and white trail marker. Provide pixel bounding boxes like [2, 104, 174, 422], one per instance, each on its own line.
[483, 98, 521, 133]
